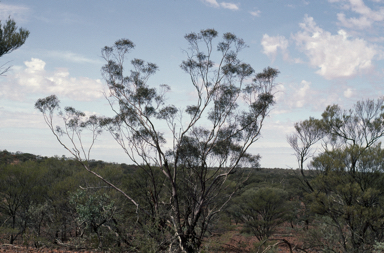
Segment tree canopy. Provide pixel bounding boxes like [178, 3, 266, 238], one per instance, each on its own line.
[35, 28, 279, 252]
[288, 98, 384, 252]
[0, 17, 29, 75]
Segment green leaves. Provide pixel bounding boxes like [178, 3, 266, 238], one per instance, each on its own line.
[0, 161, 48, 243]
[101, 38, 134, 60]
[70, 189, 115, 231]
[184, 29, 218, 44]
[157, 105, 178, 120]
[114, 38, 134, 52]
[291, 98, 384, 252]
[35, 29, 280, 252]
[0, 17, 29, 75]
[0, 18, 29, 57]
[234, 187, 292, 240]
[321, 98, 384, 148]
[34, 95, 60, 114]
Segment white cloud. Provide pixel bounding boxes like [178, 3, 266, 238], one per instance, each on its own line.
[202, 0, 220, 7]
[277, 80, 312, 109]
[273, 80, 313, 110]
[274, 80, 344, 112]
[261, 34, 289, 61]
[337, 13, 372, 29]
[293, 58, 304, 63]
[368, 36, 384, 42]
[250, 10, 261, 17]
[201, 0, 239, 10]
[330, 0, 384, 29]
[295, 80, 311, 107]
[0, 58, 104, 101]
[344, 87, 354, 97]
[46, 51, 103, 64]
[0, 110, 46, 129]
[293, 15, 377, 79]
[220, 2, 239, 10]
[25, 58, 45, 73]
[0, 3, 29, 22]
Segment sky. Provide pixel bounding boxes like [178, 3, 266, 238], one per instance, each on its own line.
[1, 0, 384, 168]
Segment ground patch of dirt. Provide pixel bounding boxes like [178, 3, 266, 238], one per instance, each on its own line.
[0, 244, 102, 253]
[1, 223, 310, 252]
[202, 222, 308, 252]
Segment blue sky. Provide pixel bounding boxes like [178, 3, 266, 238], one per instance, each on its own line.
[1, 0, 384, 168]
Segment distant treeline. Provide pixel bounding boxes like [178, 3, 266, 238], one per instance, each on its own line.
[0, 149, 138, 171]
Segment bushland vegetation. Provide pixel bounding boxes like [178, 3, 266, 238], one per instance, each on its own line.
[0, 150, 303, 252]
[3, 27, 384, 252]
[3, 126, 384, 253]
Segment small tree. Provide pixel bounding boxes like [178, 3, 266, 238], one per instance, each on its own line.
[287, 118, 324, 192]
[236, 187, 292, 241]
[0, 162, 46, 244]
[70, 189, 116, 249]
[0, 17, 29, 75]
[35, 29, 279, 252]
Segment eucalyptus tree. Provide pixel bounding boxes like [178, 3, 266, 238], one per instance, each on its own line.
[0, 161, 47, 244]
[235, 187, 292, 241]
[287, 118, 324, 192]
[288, 98, 384, 252]
[0, 17, 29, 75]
[35, 29, 279, 252]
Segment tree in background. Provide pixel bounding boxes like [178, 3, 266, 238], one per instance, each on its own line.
[35, 29, 279, 252]
[0, 17, 29, 75]
[287, 118, 323, 192]
[0, 162, 47, 244]
[70, 189, 116, 248]
[288, 98, 384, 252]
[235, 187, 292, 241]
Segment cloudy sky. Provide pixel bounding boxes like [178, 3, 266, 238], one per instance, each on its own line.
[1, 0, 383, 168]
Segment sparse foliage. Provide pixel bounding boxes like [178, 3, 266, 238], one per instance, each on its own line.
[36, 29, 279, 252]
